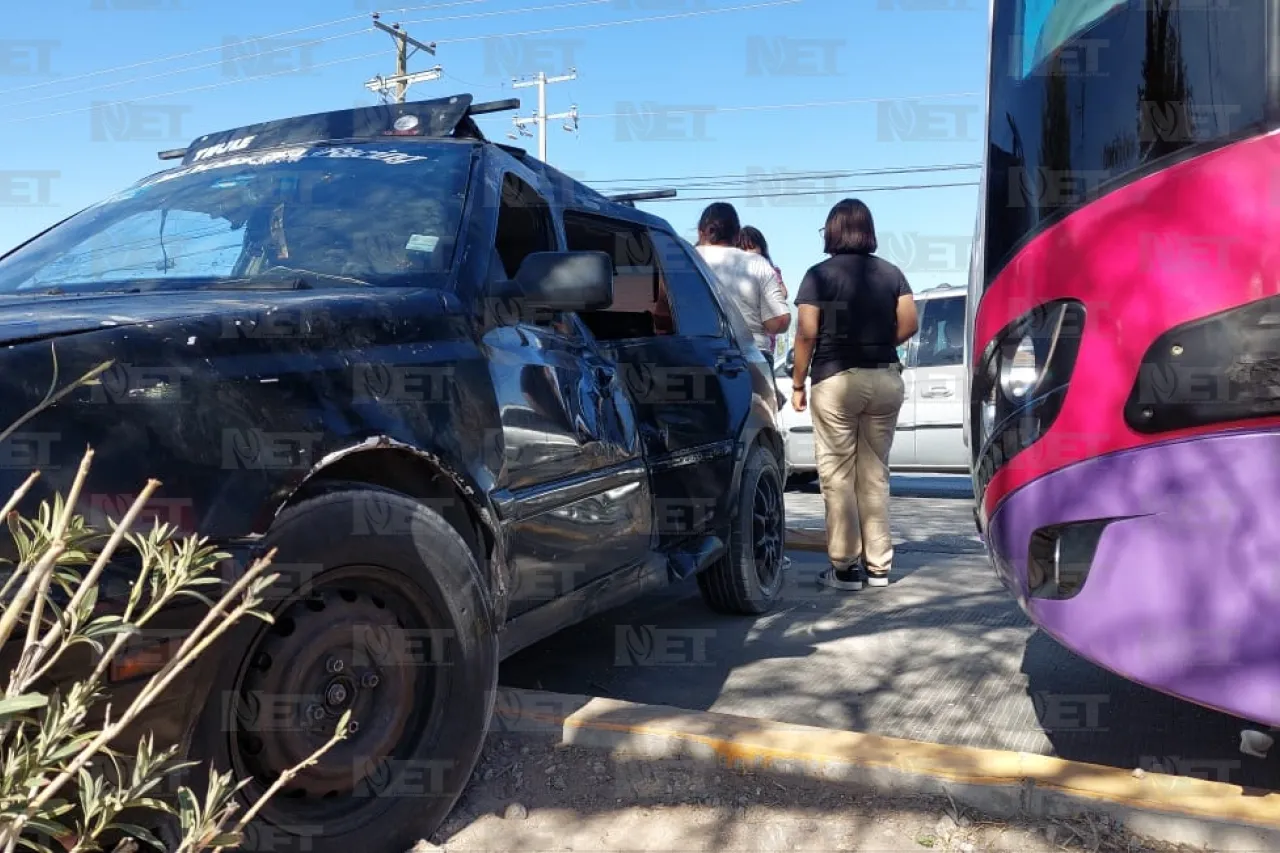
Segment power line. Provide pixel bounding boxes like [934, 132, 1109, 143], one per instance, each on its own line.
[399, 0, 618, 28]
[432, 0, 802, 44]
[642, 180, 980, 202]
[1, 28, 373, 110]
[0, 0, 487, 98]
[5, 0, 803, 125]
[2, 0, 603, 109]
[585, 163, 981, 188]
[575, 92, 981, 120]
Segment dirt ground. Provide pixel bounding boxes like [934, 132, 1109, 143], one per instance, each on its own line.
[418, 733, 1206, 853]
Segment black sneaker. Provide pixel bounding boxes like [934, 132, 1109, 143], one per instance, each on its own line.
[865, 570, 889, 588]
[818, 565, 863, 591]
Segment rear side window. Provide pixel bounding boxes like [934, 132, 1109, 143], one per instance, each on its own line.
[564, 211, 676, 341]
[649, 230, 723, 338]
[914, 296, 966, 367]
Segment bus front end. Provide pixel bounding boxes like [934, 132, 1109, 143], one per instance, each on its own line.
[970, 0, 1280, 728]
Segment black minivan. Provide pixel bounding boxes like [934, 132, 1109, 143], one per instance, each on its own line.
[0, 94, 787, 851]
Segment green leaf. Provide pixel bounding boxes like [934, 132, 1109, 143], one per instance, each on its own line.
[106, 823, 164, 851]
[0, 692, 48, 717]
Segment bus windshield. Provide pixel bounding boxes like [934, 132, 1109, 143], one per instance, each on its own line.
[1020, 0, 1125, 78]
[0, 141, 473, 294]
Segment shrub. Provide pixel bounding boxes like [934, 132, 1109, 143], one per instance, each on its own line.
[0, 360, 348, 852]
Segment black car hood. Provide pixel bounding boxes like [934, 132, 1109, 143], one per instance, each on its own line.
[0, 291, 359, 345]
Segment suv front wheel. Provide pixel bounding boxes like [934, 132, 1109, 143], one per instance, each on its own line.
[697, 443, 787, 614]
[184, 487, 497, 852]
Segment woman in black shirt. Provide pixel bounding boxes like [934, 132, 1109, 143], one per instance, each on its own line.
[790, 198, 919, 591]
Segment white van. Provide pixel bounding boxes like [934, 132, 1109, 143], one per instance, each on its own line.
[776, 284, 967, 485]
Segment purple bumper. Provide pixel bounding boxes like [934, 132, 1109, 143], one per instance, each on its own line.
[985, 429, 1280, 727]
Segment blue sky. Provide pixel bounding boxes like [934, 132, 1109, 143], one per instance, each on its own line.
[0, 0, 987, 306]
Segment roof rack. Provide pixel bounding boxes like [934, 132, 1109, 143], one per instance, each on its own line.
[156, 94, 521, 164]
[607, 189, 677, 207]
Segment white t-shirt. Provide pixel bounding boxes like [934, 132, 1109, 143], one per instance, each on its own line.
[695, 244, 789, 352]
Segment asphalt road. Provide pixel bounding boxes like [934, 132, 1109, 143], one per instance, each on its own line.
[500, 475, 1280, 793]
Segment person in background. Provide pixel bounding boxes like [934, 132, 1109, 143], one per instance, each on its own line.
[789, 198, 918, 592]
[695, 204, 790, 377]
[737, 225, 788, 359]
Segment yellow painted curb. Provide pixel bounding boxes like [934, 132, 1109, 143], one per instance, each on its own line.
[496, 688, 1280, 831]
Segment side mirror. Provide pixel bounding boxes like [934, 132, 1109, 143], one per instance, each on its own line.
[514, 251, 613, 312]
[784, 349, 795, 373]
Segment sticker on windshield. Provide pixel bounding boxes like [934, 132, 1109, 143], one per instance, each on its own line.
[406, 234, 439, 253]
[306, 146, 430, 165]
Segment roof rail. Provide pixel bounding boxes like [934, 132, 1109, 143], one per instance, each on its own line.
[607, 189, 677, 207]
[468, 98, 520, 116]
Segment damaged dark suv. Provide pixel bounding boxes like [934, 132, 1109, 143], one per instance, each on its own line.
[0, 94, 787, 851]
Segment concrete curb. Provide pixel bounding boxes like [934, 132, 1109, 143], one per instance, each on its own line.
[492, 687, 1280, 852]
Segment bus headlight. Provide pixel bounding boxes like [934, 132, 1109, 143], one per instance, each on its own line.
[980, 395, 997, 442]
[970, 299, 1086, 479]
[999, 335, 1041, 401]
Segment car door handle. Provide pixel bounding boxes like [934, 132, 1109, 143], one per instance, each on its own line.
[921, 385, 953, 398]
[716, 354, 745, 376]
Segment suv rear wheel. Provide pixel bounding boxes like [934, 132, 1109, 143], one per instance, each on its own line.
[697, 443, 786, 614]
[184, 487, 497, 852]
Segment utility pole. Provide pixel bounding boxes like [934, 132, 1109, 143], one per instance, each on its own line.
[365, 13, 441, 103]
[510, 69, 577, 162]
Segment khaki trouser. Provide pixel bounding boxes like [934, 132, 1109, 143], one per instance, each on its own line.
[809, 365, 906, 575]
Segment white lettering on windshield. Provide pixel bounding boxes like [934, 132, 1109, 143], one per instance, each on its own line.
[135, 145, 431, 191]
[191, 135, 257, 162]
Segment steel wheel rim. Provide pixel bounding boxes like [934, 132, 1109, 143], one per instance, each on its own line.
[225, 563, 448, 834]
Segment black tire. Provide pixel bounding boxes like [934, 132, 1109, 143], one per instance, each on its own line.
[697, 442, 787, 615]
[786, 471, 818, 489]
[183, 487, 497, 853]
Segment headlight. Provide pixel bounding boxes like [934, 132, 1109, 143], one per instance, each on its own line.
[980, 393, 997, 441]
[999, 335, 1040, 401]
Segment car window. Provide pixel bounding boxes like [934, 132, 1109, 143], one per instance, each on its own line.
[0, 141, 473, 293]
[914, 296, 966, 367]
[649, 230, 723, 338]
[563, 211, 677, 341]
[491, 172, 557, 282]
